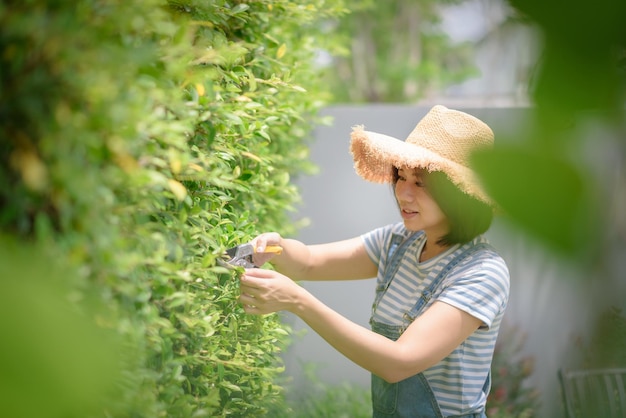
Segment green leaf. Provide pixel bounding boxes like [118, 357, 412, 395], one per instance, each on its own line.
[231, 4, 250, 14]
[472, 146, 598, 255]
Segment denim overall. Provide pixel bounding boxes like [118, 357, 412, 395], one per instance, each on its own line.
[370, 232, 490, 418]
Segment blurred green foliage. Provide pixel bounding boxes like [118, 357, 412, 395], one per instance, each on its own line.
[0, 0, 346, 416]
[320, 0, 477, 102]
[472, 0, 626, 262]
[0, 237, 122, 418]
[577, 307, 626, 369]
[268, 364, 372, 418]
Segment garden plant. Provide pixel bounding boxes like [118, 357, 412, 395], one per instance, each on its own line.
[1, 0, 346, 416]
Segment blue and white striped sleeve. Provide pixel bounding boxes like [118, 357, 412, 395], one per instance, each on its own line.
[361, 226, 387, 265]
[361, 223, 402, 266]
[438, 251, 510, 329]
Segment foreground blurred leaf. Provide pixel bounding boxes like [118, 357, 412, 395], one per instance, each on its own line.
[0, 237, 122, 418]
[472, 146, 598, 256]
[508, 0, 626, 114]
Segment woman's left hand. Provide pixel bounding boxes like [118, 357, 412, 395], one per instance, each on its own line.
[239, 268, 304, 315]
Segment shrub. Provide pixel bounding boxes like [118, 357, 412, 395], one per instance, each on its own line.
[0, 0, 346, 416]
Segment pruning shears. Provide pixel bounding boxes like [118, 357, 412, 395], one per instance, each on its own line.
[220, 243, 283, 269]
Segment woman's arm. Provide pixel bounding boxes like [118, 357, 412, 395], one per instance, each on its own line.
[252, 234, 378, 281]
[239, 268, 482, 383]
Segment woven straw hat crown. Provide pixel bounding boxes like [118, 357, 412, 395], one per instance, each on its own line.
[350, 105, 494, 204]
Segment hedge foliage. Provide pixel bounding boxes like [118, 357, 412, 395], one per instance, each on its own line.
[0, 1, 346, 417]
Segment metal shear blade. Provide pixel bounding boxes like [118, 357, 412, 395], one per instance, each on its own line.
[224, 243, 257, 268]
[221, 243, 283, 269]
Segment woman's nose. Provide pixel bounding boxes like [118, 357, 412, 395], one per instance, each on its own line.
[395, 182, 415, 201]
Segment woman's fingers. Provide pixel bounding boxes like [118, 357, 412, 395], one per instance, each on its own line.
[250, 233, 282, 266]
[239, 270, 270, 314]
[252, 232, 280, 252]
[244, 268, 276, 279]
[239, 291, 260, 313]
[238, 268, 299, 315]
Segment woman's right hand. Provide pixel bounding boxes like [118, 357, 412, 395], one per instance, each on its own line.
[250, 232, 283, 267]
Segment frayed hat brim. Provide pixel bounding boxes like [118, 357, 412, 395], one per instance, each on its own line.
[350, 126, 493, 205]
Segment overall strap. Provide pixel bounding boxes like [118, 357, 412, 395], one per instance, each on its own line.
[402, 242, 493, 325]
[371, 231, 424, 313]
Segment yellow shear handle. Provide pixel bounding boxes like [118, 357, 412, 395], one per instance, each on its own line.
[256, 245, 283, 255]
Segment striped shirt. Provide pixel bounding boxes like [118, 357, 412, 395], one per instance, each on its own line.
[362, 223, 510, 415]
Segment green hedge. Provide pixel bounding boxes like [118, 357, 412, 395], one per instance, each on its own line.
[0, 1, 346, 417]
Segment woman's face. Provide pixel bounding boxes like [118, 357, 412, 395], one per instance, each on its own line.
[394, 167, 450, 238]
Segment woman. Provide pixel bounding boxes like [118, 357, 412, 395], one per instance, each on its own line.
[239, 105, 510, 417]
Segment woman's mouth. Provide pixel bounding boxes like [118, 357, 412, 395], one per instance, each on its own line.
[401, 208, 418, 219]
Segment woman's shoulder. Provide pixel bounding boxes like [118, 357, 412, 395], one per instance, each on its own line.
[364, 222, 414, 238]
[451, 236, 509, 274]
[466, 236, 504, 259]
[441, 237, 510, 302]
[361, 223, 425, 254]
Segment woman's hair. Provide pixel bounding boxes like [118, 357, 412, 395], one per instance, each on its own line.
[392, 167, 493, 246]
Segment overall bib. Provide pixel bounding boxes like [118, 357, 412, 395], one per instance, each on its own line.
[370, 232, 490, 418]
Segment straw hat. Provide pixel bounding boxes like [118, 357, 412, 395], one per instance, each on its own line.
[350, 105, 494, 205]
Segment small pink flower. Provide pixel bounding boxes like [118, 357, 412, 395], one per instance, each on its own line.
[494, 387, 507, 401]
